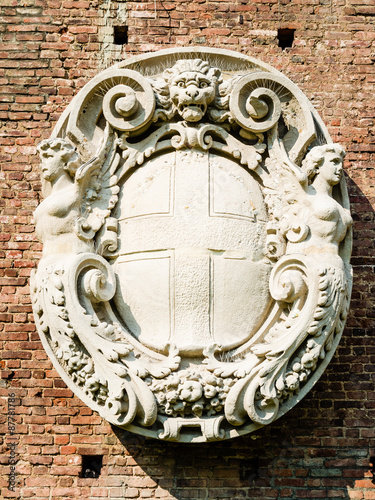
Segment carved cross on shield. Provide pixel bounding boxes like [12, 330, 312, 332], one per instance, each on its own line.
[113, 148, 271, 355]
[31, 48, 352, 443]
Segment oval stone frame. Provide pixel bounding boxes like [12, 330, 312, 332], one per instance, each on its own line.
[31, 48, 352, 443]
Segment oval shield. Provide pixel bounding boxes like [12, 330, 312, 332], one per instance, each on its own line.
[113, 149, 272, 354]
[31, 48, 352, 443]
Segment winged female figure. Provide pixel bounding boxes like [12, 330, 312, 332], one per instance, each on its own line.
[264, 126, 352, 258]
[220, 126, 353, 427]
[34, 125, 119, 260]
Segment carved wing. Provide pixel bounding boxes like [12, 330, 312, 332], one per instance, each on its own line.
[262, 125, 310, 259]
[74, 124, 120, 253]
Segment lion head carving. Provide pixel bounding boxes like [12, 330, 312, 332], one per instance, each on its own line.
[162, 59, 222, 122]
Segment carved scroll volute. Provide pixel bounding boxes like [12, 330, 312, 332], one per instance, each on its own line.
[230, 72, 282, 133]
[229, 72, 317, 163]
[66, 69, 156, 160]
[102, 77, 155, 132]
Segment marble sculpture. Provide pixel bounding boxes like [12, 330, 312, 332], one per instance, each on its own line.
[31, 48, 352, 442]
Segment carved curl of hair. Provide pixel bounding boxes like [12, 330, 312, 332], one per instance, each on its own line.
[301, 143, 345, 183]
[37, 138, 81, 176]
[162, 58, 222, 84]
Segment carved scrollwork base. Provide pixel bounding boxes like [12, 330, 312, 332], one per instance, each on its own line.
[32, 254, 158, 428]
[223, 254, 351, 429]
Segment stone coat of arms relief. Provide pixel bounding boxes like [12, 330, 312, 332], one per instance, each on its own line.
[31, 48, 352, 443]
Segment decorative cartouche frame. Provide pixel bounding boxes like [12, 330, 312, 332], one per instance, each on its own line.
[31, 48, 352, 443]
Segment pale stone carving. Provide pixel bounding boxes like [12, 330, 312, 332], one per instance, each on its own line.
[31, 48, 352, 443]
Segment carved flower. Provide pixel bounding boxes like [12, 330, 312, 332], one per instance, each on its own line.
[156, 392, 166, 404]
[83, 359, 94, 375]
[207, 397, 222, 414]
[96, 386, 108, 404]
[292, 361, 302, 372]
[203, 384, 217, 398]
[201, 372, 216, 385]
[166, 374, 180, 389]
[222, 377, 236, 391]
[179, 380, 203, 402]
[210, 397, 221, 407]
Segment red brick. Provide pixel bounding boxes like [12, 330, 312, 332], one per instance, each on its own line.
[1, 2, 375, 500]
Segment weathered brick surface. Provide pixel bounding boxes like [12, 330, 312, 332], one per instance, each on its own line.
[1, 0, 375, 499]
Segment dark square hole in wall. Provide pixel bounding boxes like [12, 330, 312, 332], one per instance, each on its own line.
[239, 457, 260, 483]
[81, 455, 103, 478]
[114, 25, 128, 45]
[277, 28, 295, 49]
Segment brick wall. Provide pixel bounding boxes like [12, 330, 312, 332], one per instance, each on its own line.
[1, 0, 375, 499]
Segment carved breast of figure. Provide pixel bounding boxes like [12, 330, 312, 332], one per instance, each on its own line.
[31, 48, 353, 443]
[309, 195, 352, 243]
[288, 194, 353, 255]
[34, 186, 79, 238]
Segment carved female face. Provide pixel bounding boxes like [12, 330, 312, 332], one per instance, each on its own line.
[38, 139, 79, 183]
[39, 146, 67, 182]
[319, 150, 344, 186]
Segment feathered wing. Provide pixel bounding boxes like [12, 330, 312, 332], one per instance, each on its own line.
[262, 125, 309, 251]
[74, 123, 121, 245]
